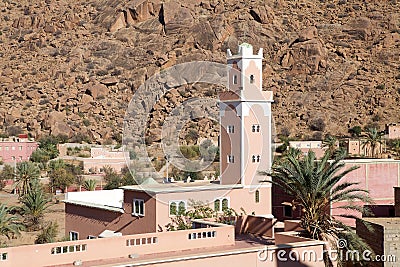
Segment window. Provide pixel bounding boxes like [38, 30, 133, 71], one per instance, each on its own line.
[11, 156, 15, 161]
[169, 202, 177, 216]
[214, 198, 229, 212]
[227, 155, 234, 163]
[5, 147, 8, 151]
[19, 156, 22, 161]
[19, 146, 22, 151]
[252, 155, 260, 163]
[69, 231, 78, 241]
[255, 190, 260, 203]
[284, 205, 293, 218]
[11, 146, 15, 150]
[169, 201, 186, 216]
[188, 231, 216, 240]
[227, 125, 234, 133]
[252, 124, 260, 132]
[88, 236, 96, 239]
[0, 146, 2, 151]
[233, 75, 238, 84]
[214, 199, 220, 212]
[250, 74, 255, 84]
[0, 252, 7, 261]
[133, 199, 144, 216]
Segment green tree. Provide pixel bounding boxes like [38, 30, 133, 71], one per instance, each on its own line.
[83, 179, 97, 191]
[348, 126, 362, 137]
[30, 149, 51, 165]
[49, 168, 74, 193]
[262, 150, 373, 266]
[0, 165, 14, 190]
[323, 135, 338, 156]
[35, 221, 58, 244]
[0, 204, 24, 240]
[362, 128, 384, 158]
[103, 166, 122, 189]
[20, 182, 51, 230]
[121, 168, 137, 186]
[15, 161, 40, 197]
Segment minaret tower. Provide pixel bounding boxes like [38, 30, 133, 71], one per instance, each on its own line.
[219, 43, 274, 187]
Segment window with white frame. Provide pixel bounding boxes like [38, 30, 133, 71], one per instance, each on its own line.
[227, 125, 235, 133]
[227, 155, 234, 163]
[214, 198, 229, 212]
[133, 199, 145, 216]
[169, 200, 186, 216]
[69, 231, 78, 241]
[87, 236, 97, 239]
[252, 124, 260, 132]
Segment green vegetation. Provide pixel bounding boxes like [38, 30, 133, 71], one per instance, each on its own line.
[48, 160, 81, 193]
[362, 128, 384, 158]
[0, 165, 14, 190]
[35, 221, 58, 244]
[0, 204, 24, 242]
[348, 126, 362, 137]
[261, 149, 373, 266]
[15, 161, 40, 197]
[83, 179, 97, 191]
[103, 166, 137, 190]
[20, 181, 52, 230]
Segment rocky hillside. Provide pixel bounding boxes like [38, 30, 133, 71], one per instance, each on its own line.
[0, 0, 399, 144]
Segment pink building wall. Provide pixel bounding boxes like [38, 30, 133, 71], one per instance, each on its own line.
[1, 223, 235, 267]
[0, 221, 326, 267]
[330, 160, 400, 226]
[0, 137, 38, 163]
[273, 160, 400, 225]
[386, 124, 400, 139]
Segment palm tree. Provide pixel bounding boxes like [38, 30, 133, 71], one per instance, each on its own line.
[83, 179, 97, 191]
[35, 221, 58, 244]
[20, 183, 51, 230]
[0, 204, 24, 240]
[75, 175, 85, 192]
[362, 128, 384, 158]
[15, 161, 40, 197]
[323, 135, 338, 156]
[261, 150, 373, 266]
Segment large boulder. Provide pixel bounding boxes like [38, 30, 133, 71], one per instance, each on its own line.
[84, 83, 109, 99]
[161, 1, 194, 34]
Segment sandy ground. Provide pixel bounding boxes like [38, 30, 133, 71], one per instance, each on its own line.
[0, 188, 66, 247]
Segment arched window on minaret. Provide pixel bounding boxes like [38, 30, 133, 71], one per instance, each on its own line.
[250, 74, 255, 84]
[252, 155, 256, 162]
[233, 75, 238, 84]
[255, 190, 260, 203]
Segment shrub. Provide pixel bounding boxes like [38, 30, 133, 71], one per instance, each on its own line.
[309, 118, 326, 131]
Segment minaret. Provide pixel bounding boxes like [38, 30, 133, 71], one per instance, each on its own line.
[219, 43, 274, 187]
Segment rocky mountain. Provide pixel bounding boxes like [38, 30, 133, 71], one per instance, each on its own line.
[0, 0, 399, 144]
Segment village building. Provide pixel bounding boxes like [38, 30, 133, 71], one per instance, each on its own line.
[0, 134, 38, 164]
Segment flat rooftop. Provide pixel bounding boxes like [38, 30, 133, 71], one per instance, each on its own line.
[121, 181, 245, 194]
